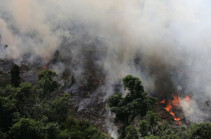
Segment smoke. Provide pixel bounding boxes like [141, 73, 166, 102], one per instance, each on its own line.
[105, 110, 118, 139]
[1, 0, 211, 134]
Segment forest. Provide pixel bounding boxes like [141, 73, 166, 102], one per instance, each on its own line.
[0, 64, 109, 139]
[0, 64, 210, 139]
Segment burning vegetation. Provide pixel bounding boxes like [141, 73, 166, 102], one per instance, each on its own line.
[0, 1, 211, 138]
[0, 61, 210, 139]
[160, 94, 191, 125]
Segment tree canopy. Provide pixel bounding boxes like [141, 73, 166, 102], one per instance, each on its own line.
[0, 66, 210, 139]
[10, 64, 21, 87]
[108, 75, 157, 138]
[0, 68, 109, 139]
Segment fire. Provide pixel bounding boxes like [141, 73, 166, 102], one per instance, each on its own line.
[160, 94, 191, 125]
[164, 104, 172, 112]
[183, 95, 191, 103]
[174, 117, 181, 121]
[160, 99, 165, 104]
[170, 111, 175, 117]
[172, 96, 181, 106]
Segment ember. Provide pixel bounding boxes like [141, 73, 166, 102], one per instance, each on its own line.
[160, 99, 165, 104]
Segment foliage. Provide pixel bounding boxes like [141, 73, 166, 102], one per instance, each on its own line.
[1, 66, 210, 139]
[44, 93, 71, 122]
[0, 85, 17, 131]
[16, 82, 37, 116]
[45, 122, 60, 139]
[189, 122, 211, 139]
[109, 75, 211, 139]
[160, 134, 180, 139]
[124, 125, 139, 139]
[140, 119, 211, 139]
[60, 118, 109, 139]
[146, 111, 159, 126]
[108, 75, 157, 138]
[10, 64, 21, 87]
[37, 69, 58, 96]
[0, 129, 8, 139]
[144, 135, 160, 139]
[139, 120, 149, 137]
[0, 68, 108, 139]
[10, 118, 45, 139]
[0, 72, 10, 88]
[146, 111, 159, 134]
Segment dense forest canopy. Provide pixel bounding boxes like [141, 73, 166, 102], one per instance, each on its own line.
[0, 64, 110, 139]
[0, 64, 210, 139]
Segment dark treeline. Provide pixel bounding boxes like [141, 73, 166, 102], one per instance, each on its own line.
[0, 64, 109, 139]
[0, 64, 210, 139]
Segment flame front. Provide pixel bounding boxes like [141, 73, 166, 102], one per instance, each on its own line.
[160, 94, 191, 125]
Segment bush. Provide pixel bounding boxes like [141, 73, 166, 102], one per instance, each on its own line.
[189, 123, 211, 139]
[10, 118, 45, 139]
[124, 125, 139, 139]
[144, 135, 160, 139]
[10, 64, 21, 87]
[139, 120, 149, 137]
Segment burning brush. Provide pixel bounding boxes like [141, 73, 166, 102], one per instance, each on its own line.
[160, 94, 191, 125]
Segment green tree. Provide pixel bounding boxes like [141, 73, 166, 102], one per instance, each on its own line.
[0, 68, 111, 139]
[0, 129, 7, 139]
[10, 64, 21, 87]
[10, 118, 45, 139]
[108, 75, 156, 138]
[45, 122, 60, 139]
[16, 82, 37, 116]
[189, 123, 211, 139]
[139, 120, 149, 137]
[144, 135, 160, 139]
[124, 125, 139, 139]
[37, 69, 58, 97]
[160, 134, 180, 139]
[146, 111, 159, 134]
[60, 118, 109, 139]
[0, 85, 17, 131]
[45, 93, 71, 122]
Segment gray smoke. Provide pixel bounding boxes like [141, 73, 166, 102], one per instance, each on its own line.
[0, 0, 211, 136]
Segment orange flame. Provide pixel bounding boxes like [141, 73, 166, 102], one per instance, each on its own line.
[170, 111, 175, 117]
[172, 96, 181, 106]
[183, 95, 191, 103]
[160, 99, 165, 104]
[160, 94, 191, 125]
[174, 117, 181, 121]
[164, 104, 172, 111]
